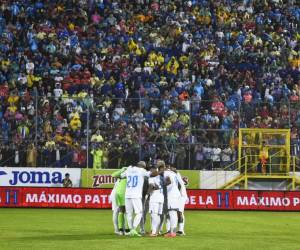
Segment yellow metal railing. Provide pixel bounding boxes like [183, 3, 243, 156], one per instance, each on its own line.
[238, 128, 291, 172]
[213, 153, 300, 190]
[223, 151, 295, 189]
[291, 156, 300, 190]
[220, 156, 248, 189]
[223, 156, 247, 171]
[242, 153, 291, 174]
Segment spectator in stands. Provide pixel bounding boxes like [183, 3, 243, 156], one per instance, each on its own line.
[221, 145, 233, 169]
[91, 130, 104, 144]
[259, 141, 269, 175]
[62, 173, 72, 188]
[194, 144, 204, 170]
[26, 143, 37, 168]
[0, 0, 299, 169]
[211, 145, 222, 169]
[91, 146, 103, 169]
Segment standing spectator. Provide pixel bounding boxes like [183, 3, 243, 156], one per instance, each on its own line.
[26, 143, 37, 167]
[175, 145, 187, 169]
[194, 144, 204, 170]
[91, 130, 104, 143]
[203, 145, 213, 170]
[221, 146, 233, 169]
[259, 141, 269, 175]
[211, 146, 222, 169]
[62, 173, 72, 188]
[91, 146, 103, 169]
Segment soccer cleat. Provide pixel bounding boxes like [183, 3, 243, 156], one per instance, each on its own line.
[149, 233, 158, 237]
[130, 229, 141, 237]
[176, 231, 185, 236]
[164, 232, 176, 238]
[124, 229, 131, 236]
[116, 231, 124, 236]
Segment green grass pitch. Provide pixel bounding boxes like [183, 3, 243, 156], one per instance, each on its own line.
[1, 209, 300, 250]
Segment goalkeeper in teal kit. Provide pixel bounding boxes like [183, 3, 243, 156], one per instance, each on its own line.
[112, 167, 129, 235]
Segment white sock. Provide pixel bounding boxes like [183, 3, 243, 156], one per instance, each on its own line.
[113, 209, 119, 232]
[140, 211, 146, 232]
[159, 214, 164, 232]
[178, 213, 185, 232]
[133, 213, 143, 230]
[151, 213, 160, 234]
[169, 211, 178, 233]
[126, 212, 133, 230]
[166, 217, 171, 232]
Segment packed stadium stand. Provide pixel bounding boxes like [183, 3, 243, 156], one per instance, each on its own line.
[0, 0, 300, 169]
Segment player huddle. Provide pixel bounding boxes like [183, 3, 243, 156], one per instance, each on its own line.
[110, 160, 187, 237]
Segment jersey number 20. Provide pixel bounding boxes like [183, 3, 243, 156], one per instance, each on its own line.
[127, 176, 138, 188]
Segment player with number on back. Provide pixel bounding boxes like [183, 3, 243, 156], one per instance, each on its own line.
[163, 164, 182, 238]
[173, 167, 188, 236]
[121, 161, 159, 237]
[148, 163, 165, 237]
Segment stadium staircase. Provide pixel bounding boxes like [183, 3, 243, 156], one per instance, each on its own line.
[292, 177, 300, 190]
[219, 175, 245, 189]
[220, 155, 300, 190]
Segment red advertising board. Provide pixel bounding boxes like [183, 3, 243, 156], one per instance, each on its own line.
[0, 187, 112, 209]
[185, 190, 300, 211]
[1, 187, 300, 211]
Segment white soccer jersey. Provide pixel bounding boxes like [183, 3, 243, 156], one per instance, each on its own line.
[121, 166, 150, 199]
[149, 175, 164, 203]
[164, 170, 181, 198]
[177, 172, 187, 198]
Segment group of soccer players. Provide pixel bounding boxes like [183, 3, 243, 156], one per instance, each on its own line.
[110, 160, 187, 237]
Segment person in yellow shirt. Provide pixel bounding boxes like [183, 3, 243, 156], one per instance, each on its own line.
[156, 52, 164, 66]
[69, 115, 82, 131]
[91, 147, 103, 169]
[26, 143, 37, 167]
[91, 130, 104, 143]
[166, 56, 179, 75]
[179, 113, 189, 125]
[44, 120, 53, 137]
[7, 105, 18, 113]
[8, 93, 19, 106]
[128, 39, 137, 52]
[259, 141, 269, 175]
[148, 51, 157, 64]
[45, 139, 56, 149]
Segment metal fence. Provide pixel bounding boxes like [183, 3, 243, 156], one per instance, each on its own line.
[1, 95, 300, 169]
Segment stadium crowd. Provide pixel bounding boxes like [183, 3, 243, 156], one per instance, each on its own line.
[0, 0, 300, 169]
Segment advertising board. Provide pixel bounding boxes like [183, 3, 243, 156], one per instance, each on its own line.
[81, 169, 200, 188]
[1, 187, 300, 211]
[0, 168, 81, 187]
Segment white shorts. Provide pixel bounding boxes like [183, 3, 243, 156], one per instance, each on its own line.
[125, 198, 143, 214]
[109, 192, 118, 211]
[167, 197, 180, 210]
[178, 196, 186, 213]
[149, 202, 163, 215]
